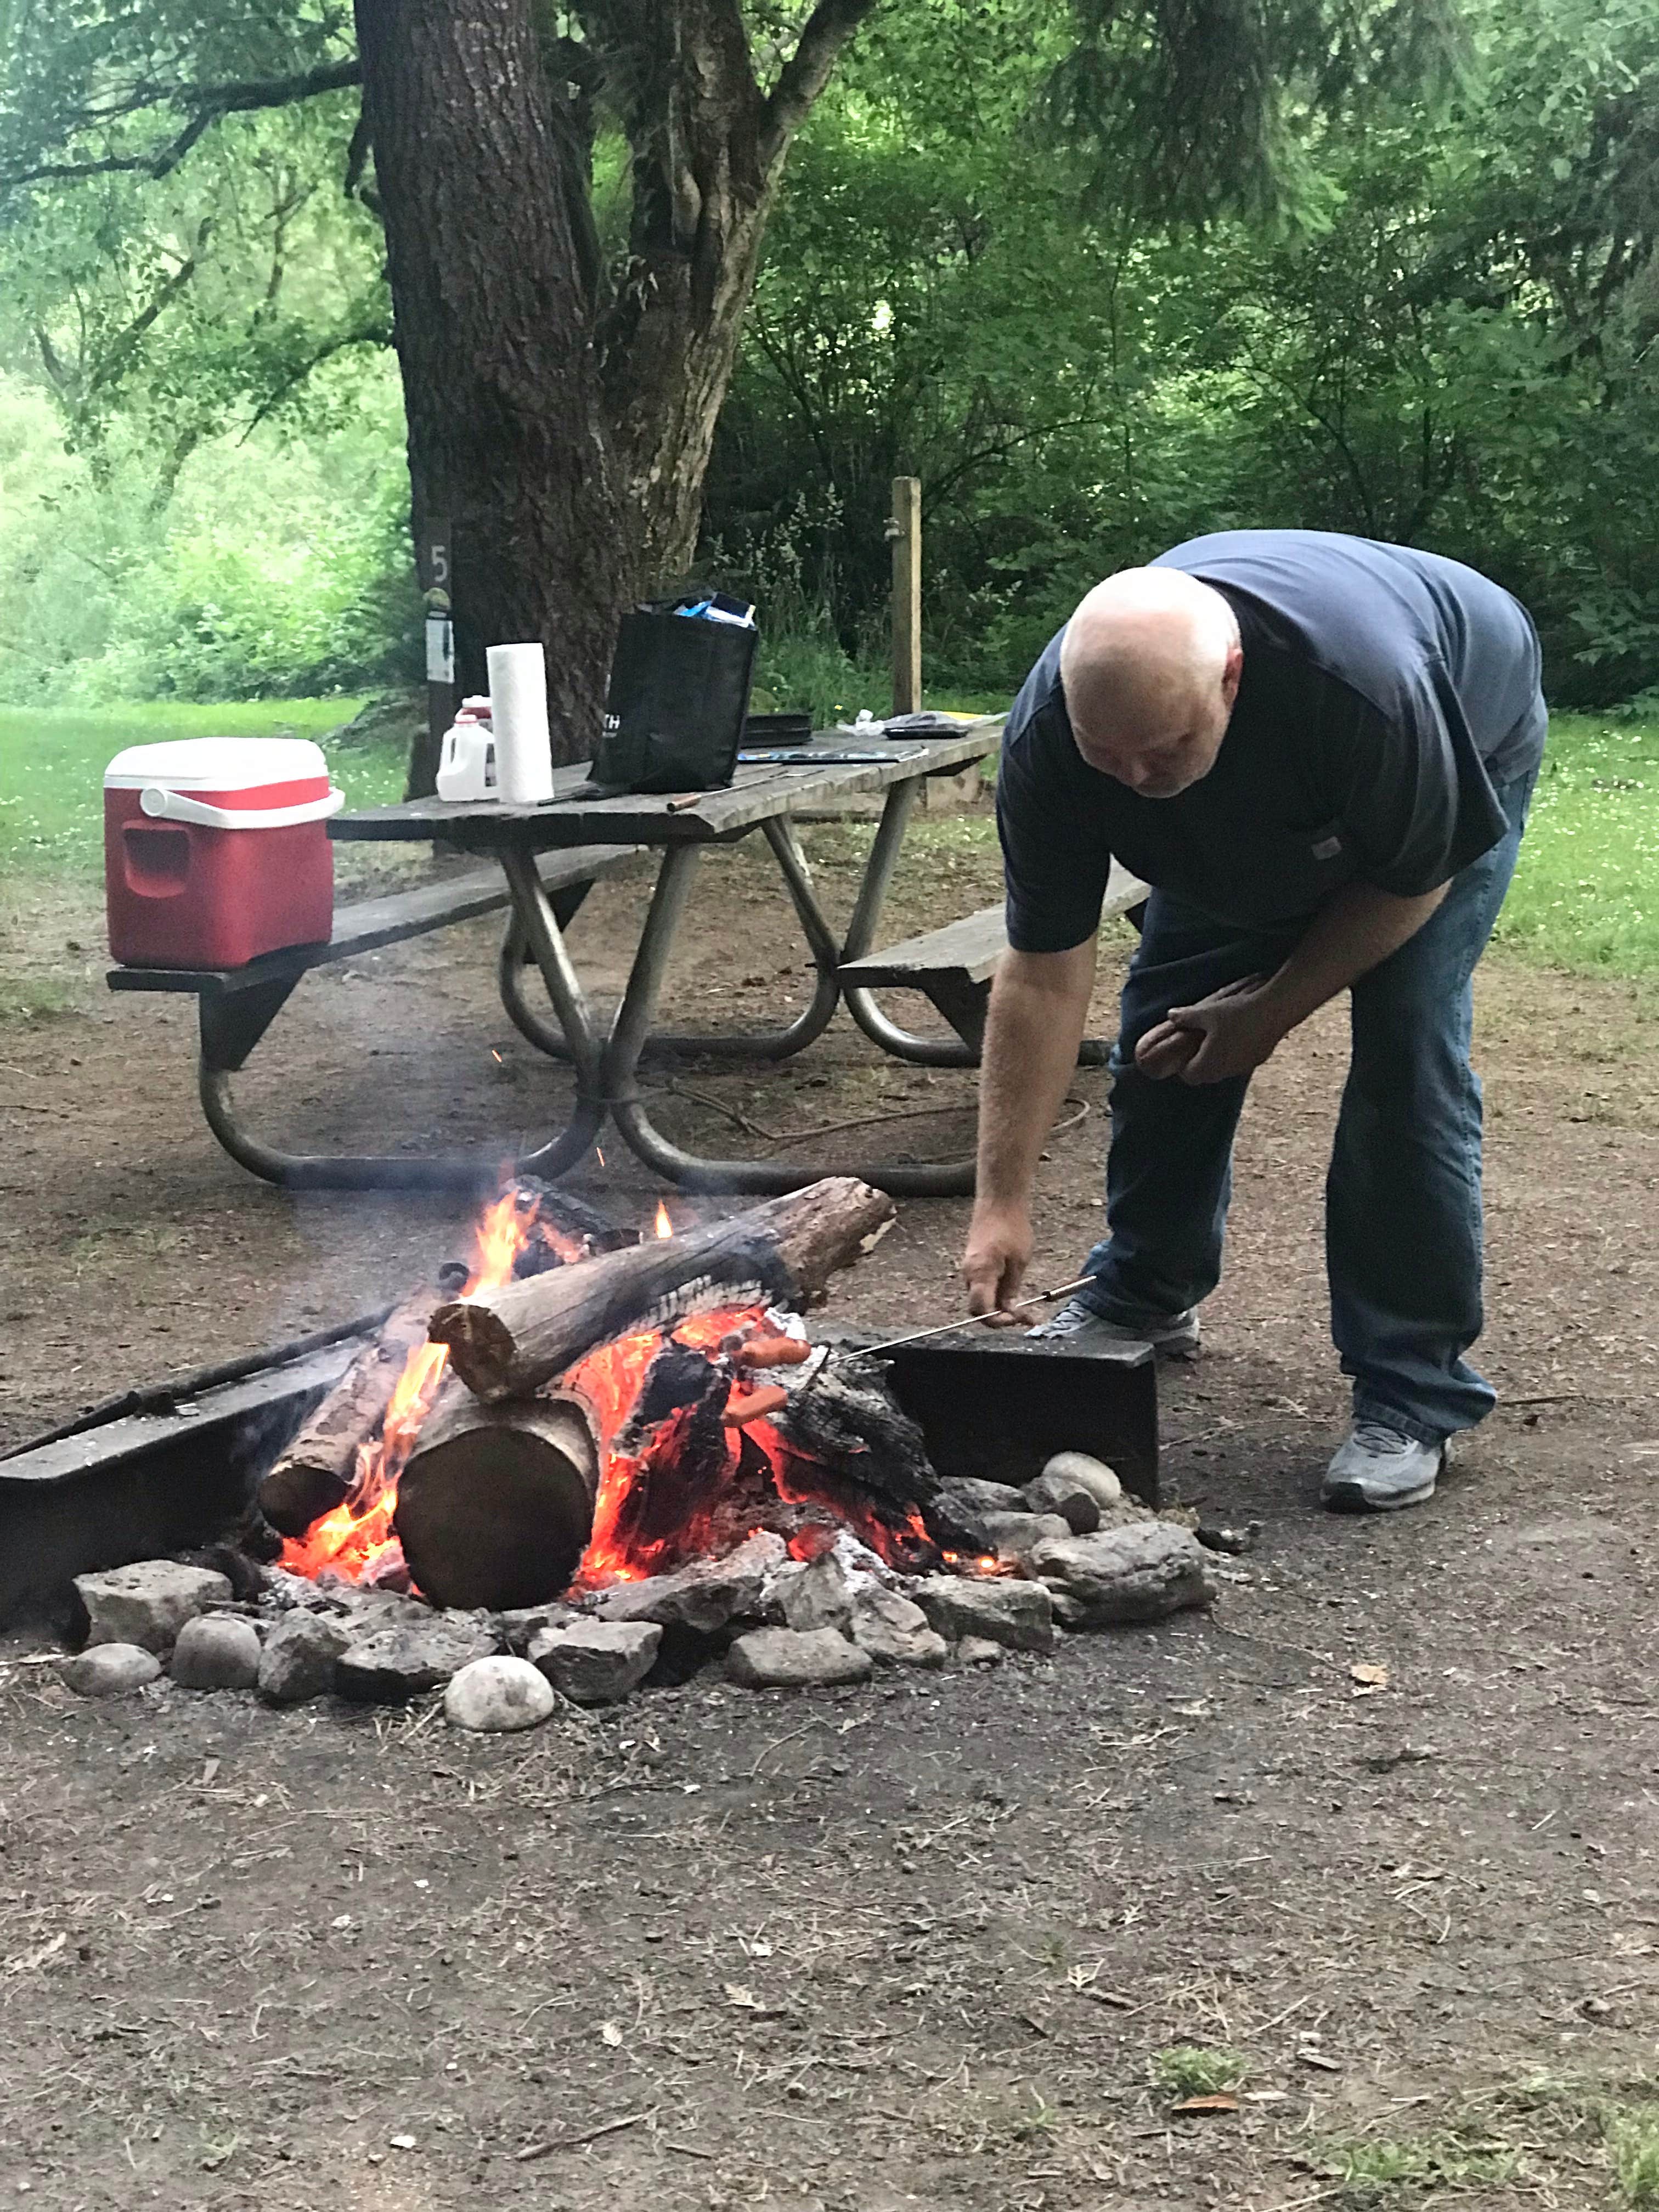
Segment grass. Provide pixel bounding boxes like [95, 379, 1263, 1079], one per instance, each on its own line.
[1494, 708, 1659, 976]
[1321, 2127, 1523, 2197]
[1153, 2044, 1250, 2098]
[1313, 2075, 1659, 2207]
[0, 695, 403, 877]
[1606, 2104, 1659, 2205]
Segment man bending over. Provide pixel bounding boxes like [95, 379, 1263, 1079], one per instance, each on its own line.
[961, 529, 1545, 1511]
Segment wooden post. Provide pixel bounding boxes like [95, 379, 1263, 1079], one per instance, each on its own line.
[889, 476, 922, 717]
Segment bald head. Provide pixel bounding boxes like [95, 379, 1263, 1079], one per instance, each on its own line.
[1059, 567, 1243, 797]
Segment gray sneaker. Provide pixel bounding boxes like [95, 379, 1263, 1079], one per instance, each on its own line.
[1322, 1422, 1443, 1513]
[1025, 1297, 1201, 1358]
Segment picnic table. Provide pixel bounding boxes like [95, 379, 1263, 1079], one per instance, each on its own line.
[327, 727, 997, 1196]
[103, 727, 1020, 1197]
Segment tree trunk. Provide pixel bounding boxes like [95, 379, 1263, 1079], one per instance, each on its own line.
[429, 1176, 895, 1401]
[356, 0, 880, 790]
[595, 2, 774, 584]
[355, 0, 626, 772]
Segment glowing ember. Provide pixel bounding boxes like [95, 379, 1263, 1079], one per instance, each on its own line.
[565, 1305, 939, 1586]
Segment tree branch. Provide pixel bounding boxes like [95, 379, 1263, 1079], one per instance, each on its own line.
[2, 56, 361, 193]
[237, 322, 393, 441]
[759, 0, 881, 171]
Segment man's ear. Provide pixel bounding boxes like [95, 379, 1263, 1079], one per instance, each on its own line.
[1220, 644, 1244, 710]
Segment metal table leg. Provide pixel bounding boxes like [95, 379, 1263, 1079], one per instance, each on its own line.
[496, 816, 842, 1064]
[193, 858, 607, 1192]
[605, 836, 977, 1197]
[838, 777, 979, 1068]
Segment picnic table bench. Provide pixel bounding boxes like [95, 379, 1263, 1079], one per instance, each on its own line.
[108, 846, 645, 1189]
[838, 859, 1149, 1061]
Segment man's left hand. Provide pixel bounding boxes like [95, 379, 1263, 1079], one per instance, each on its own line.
[1135, 977, 1287, 1085]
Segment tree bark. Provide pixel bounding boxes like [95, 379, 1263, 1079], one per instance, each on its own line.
[353, 0, 879, 789]
[429, 1176, 895, 1401]
[354, 0, 626, 766]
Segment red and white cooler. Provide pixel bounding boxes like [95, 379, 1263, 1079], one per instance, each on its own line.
[104, 737, 343, 969]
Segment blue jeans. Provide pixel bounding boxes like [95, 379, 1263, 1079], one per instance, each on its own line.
[1077, 774, 1536, 1443]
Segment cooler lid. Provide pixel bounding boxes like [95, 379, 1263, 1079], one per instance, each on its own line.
[104, 737, 329, 792]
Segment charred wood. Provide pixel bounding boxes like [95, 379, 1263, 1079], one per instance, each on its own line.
[393, 1381, 600, 1611]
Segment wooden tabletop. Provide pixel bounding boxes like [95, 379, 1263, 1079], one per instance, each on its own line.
[331, 724, 1001, 851]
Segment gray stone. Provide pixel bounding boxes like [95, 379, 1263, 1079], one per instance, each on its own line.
[936, 1477, 1030, 1517]
[912, 1575, 1055, 1653]
[334, 1616, 498, 1703]
[779, 1554, 853, 1634]
[980, 1511, 1074, 1567]
[1039, 1451, 1122, 1513]
[850, 1583, 946, 1669]
[1030, 1522, 1214, 1628]
[258, 1612, 352, 1704]
[594, 1530, 787, 1634]
[60, 1644, 161, 1696]
[529, 1620, 661, 1707]
[169, 1615, 261, 1690]
[1023, 1469, 1102, 1534]
[444, 1656, 557, 1733]
[74, 1561, 232, 1654]
[494, 1601, 579, 1656]
[958, 1635, 1004, 1667]
[727, 1627, 874, 1690]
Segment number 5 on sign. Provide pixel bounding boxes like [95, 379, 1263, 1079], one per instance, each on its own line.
[422, 520, 453, 684]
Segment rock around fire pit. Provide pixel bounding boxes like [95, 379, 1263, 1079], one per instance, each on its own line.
[58, 1472, 1217, 1726]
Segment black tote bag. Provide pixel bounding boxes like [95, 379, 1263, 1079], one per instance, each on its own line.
[591, 602, 759, 795]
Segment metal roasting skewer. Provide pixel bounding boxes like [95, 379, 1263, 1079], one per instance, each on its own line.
[859, 1274, 1098, 1358]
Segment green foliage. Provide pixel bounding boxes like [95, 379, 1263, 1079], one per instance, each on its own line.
[710, 0, 1659, 703]
[0, 360, 416, 704]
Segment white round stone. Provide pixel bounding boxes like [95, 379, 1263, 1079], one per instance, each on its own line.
[444, 1656, 557, 1733]
[1040, 1451, 1122, 1509]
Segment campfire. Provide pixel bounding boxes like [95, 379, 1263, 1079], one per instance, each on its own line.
[259, 1178, 968, 1612]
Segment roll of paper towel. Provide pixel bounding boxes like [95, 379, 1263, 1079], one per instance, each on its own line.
[486, 642, 554, 805]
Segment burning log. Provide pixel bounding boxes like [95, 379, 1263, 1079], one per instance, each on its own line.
[393, 1383, 600, 1610]
[257, 1294, 437, 1538]
[429, 1178, 895, 1403]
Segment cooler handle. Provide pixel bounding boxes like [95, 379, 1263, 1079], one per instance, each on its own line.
[138, 785, 345, 831]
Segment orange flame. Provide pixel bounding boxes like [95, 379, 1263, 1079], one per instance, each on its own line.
[654, 1200, 673, 1240]
[278, 1188, 541, 1587]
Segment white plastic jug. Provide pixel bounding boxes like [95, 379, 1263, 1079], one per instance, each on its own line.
[436, 699, 498, 802]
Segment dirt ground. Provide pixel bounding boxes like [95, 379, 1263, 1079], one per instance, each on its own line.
[2, 812, 1658, 2210]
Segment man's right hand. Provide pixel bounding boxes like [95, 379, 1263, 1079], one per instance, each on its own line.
[962, 1203, 1035, 1323]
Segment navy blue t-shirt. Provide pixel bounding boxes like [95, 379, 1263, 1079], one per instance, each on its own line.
[997, 531, 1547, 950]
